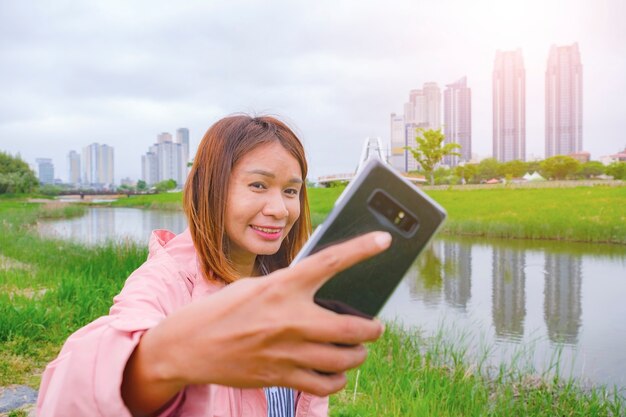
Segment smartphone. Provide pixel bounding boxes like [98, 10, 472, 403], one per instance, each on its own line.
[292, 158, 447, 319]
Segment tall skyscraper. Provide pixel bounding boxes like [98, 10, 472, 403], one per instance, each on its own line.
[422, 82, 441, 130]
[444, 77, 472, 166]
[493, 49, 526, 162]
[176, 128, 190, 184]
[142, 131, 187, 187]
[141, 145, 159, 186]
[545, 43, 583, 158]
[82, 143, 114, 189]
[157, 133, 182, 185]
[68, 150, 81, 186]
[36, 158, 54, 185]
[398, 83, 442, 172]
[405, 123, 422, 172]
[389, 113, 405, 172]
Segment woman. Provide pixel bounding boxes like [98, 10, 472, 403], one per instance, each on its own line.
[37, 115, 390, 417]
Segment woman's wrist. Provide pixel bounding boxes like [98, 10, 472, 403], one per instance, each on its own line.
[121, 326, 186, 416]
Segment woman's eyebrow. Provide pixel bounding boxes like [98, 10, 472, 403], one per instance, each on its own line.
[246, 169, 303, 184]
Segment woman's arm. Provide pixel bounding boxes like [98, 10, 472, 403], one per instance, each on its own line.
[121, 231, 391, 416]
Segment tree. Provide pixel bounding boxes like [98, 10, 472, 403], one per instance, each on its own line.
[136, 180, 148, 192]
[577, 161, 605, 179]
[498, 160, 527, 179]
[455, 163, 478, 184]
[0, 151, 39, 194]
[476, 158, 500, 182]
[404, 128, 461, 185]
[540, 155, 580, 180]
[155, 179, 177, 192]
[606, 162, 626, 180]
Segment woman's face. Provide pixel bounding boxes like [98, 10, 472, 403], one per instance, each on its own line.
[225, 141, 303, 268]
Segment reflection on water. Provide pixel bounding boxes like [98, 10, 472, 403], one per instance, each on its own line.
[382, 236, 626, 389]
[544, 253, 582, 345]
[38, 208, 626, 388]
[38, 207, 187, 245]
[492, 247, 526, 341]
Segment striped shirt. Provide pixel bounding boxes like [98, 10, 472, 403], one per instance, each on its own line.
[264, 387, 295, 417]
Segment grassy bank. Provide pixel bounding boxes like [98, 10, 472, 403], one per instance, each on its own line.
[428, 186, 626, 244]
[0, 200, 625, 415]
[331, 325, 624, 416]
[107, 185, 626, 244]
[0, 204, 145, 387]
[109, 192, 183, 210]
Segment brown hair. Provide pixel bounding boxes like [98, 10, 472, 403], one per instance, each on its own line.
[183, 115, 312, 283]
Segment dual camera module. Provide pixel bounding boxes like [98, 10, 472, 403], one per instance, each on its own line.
[367, 190, 418, 234]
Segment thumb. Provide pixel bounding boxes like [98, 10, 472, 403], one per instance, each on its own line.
[283, 231, 392, 293]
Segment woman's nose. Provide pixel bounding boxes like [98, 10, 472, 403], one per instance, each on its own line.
[262, 191, 289, 218]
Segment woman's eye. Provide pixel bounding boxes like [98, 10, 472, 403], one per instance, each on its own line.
[250, 182, 266, 190]
[285, 188, 299, 196]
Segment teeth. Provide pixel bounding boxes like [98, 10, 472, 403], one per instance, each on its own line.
[251, 226, 281, 234]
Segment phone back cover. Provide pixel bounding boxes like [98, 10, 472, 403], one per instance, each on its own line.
[312, 160, 446, 317]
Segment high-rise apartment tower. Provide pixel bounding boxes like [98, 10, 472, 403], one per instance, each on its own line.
[82, 143, 114, 189]
[68, 150, 81, 186]
[545, 43, 583, 158]
[444, 77, 472, 166]
[36, 158, 54, 185]
[493, 49, 526, 162]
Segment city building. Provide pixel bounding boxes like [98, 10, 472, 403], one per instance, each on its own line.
[141, 145, 159, 186]
[141, 128, 191, 187]
[394, 83, 442, 172]
[422, 82, 441, 130]
[157, 133, 183, 186]
[68, 150, 81, 187]
[35, 158, 54, 185]
[405, 123, 423, 172]
[443, 76, 472, 166]
[568, 151, 590, 163]
[493, 49, 526, 162]
[389, 113, 405, 172]
[82, 143, 114, 189]
[176, 127, 190, 183]
[599, 147, 626, 165]
[545, 43, 583, 158]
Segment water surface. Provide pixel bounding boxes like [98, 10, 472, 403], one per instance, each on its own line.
[38, 207, 626, 388]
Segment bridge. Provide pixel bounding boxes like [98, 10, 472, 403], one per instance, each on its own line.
[317, 137, 426, 186]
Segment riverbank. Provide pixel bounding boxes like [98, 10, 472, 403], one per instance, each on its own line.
[0, 200, 624, 415]
[107, 184, 626, 244]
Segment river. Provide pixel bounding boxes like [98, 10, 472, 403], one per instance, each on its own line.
[38, 207, 626, 389]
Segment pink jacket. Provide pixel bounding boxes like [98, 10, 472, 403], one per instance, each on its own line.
[37, 229, 329, 417]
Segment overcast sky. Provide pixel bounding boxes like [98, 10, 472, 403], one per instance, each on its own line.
[1, 0, 624, 182]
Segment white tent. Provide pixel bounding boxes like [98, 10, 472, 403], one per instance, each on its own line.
[524, 171, 545, 182]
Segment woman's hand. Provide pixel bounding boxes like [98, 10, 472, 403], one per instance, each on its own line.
[122, 231, 391, 416]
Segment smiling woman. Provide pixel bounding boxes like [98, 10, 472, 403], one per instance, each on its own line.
[35, 114, 390, 417]
[183, 116, 311, 284]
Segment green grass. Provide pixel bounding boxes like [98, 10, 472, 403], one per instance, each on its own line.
[104, 186, 626, 243]
[0, 205, 146, 387]
[331, 325, 624, 416]
[428, 186, 626, 244]
[306, 185, 626, 244]
[108, 192, 183, 210]
[1, 193, 625, 414]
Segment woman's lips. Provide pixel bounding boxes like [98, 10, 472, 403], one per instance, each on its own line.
[250, 225, 283, 240]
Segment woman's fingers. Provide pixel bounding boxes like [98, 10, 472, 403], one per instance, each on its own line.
[288, 342, 369, 375]
[298, 310, 384, 345]
[280, 368, 349, 397]
[282, 231, 392, 293]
